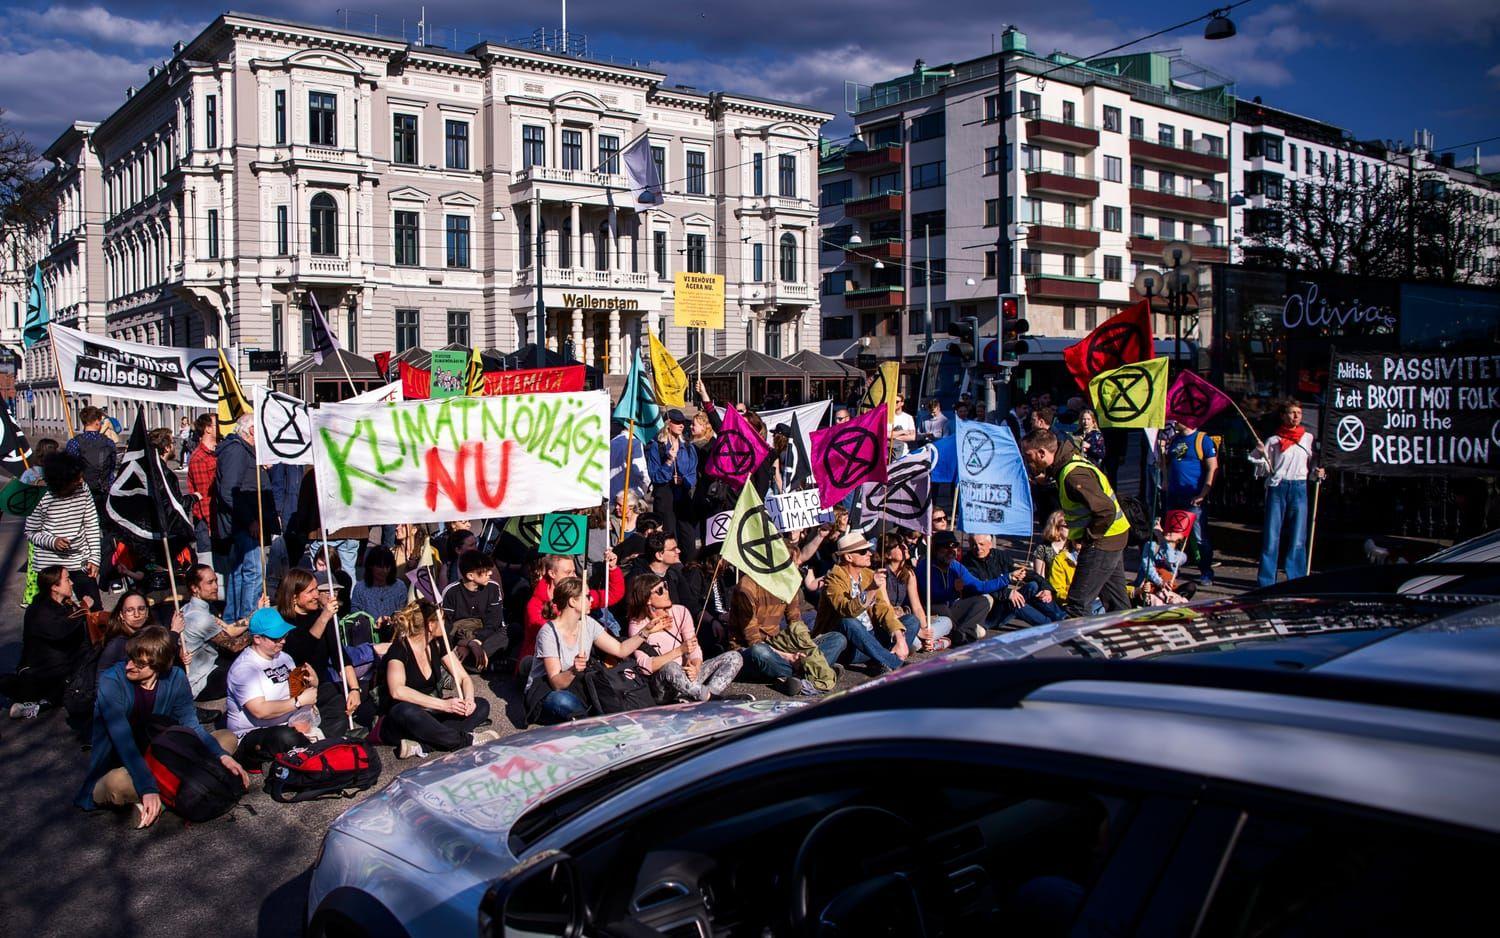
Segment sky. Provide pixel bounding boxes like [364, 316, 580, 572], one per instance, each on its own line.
[2, 0, 1497, 171]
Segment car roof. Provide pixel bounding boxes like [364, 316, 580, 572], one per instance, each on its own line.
[1315, 603, 1500, 691]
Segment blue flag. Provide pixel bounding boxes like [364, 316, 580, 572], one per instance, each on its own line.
[23, 264, 48, 349]
[927, 434, 957, 484]
[955, 418, 1033, 536]
[613, 349, 662, 446]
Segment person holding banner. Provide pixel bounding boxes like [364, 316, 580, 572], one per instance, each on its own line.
[276, 569, 377, 736]
[1249, 400, 1324, 587]
[214, 415, 277, 621]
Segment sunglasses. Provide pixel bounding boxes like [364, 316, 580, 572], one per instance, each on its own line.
[651, 584, 669, 595]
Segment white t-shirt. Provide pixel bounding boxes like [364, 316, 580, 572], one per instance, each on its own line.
[527, 617, 606, 693]
[225, 646, 316, 736]
[890, 411, 916, 458]
[181, 597, 224, 699]
[1263, 432, 1316, 485]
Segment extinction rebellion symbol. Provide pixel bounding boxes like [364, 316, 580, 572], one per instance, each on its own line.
[1098, 364, 1155, 424]
[736, 507, 792, 576]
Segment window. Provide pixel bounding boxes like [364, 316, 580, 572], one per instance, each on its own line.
[394, 210, 419, 266]
[518, 214, 532, 268]
[912, 160, 945, 189]
[1019, 91, 1041, 116]
[597, 134, 619, 174]
[1021, 249, 1040, 274]
[985, 251, 998, 278]
[1160, 171, 1177, 194]
[446, 309, 469, 346]
[1289, 144, 1298, 172]
[913, 258, 945, 285]
[310, 193, 337, 255]
[867, 123, 901, 147]
[276, 205, 289, 255]
[1061, 101, 1076, 125]
[446, 215, 470, 268]
[274, 90, 286, 145]
[1247, 171, 1284, 200]
[559, 220, 572, 269]
[910, 112, 944, 141]
[778, 233, 797, 282]
[1103, 205, 1122, 231]
[1131, 211, 1146, 235]
[1063, 305, 1077, 330]
[1103, 255, 1121, 281]
[985, 199, 1001, 227]
[686, 233, 706, 273]
[395, 309, 419, 352]
[820, 271, 845, 296]
[820, 179, 852, 207]
[985, 146, 1002, 175]
[1085, 307, 1098, 329]
[308, 91, 337, 146]
[822, 316, 853, 340]
[446, 120, 470, 170]
[752, 153, 764, 195]
[1062, 203, 1077, 227]
[825, 224, 852, 247]
[686, 151, 706, 194]
[393, 113, 418, 165]
[1102, 106, 1121, 133]
[1158, 124, 1175, 146]
[752, 242, 764, 281]
[1319, 151, 1328, 175]
[869, 171, 900, 193]
[1063, 152, 1077, 176]
[779, 154, 797, 197]
[1021, 197, 1042, 224]
[1131, 163, 1145, 187]
[595, 220, 610, 271]
[1182, 129, 1194, 150]
[984, 94, 1003, 123]
[205, 95, 217, 149]
[561, 130, 583, 170]
[1021, 145, 1041, 171]
[1103, 155, 1122, 182]
[206, 209, 220, 258]
[346, 303, 358, 353]
[522, 126, 546, 168]
[652, 146, 667, 192]
[1203, 134, 1223, 156]
[911, 210, 945, 235]
[1160, 218, 1176, 240]
[1129, 116, 1144, 139]
[653, 230, 666, 278]
[301, 306, 316, 354]
[271, 303, 283, 352]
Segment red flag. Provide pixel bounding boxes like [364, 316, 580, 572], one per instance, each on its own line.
[1165, 370, 1233, 429]
[703, 403, 772, 488]
[399, 360, 431, 399]
[1063, 299, 1154, 390]
[374, 351, 392, 380]
[482, 365, 586, 396]
[809, 405, 888, 509]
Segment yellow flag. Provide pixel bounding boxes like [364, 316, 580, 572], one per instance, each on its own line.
[647, 331, 688, 408]
[1089, 357, 1169, 428]
[215, 349, 249, 438]
[860, 361, 900, 424]
[465, 348, 485, 396]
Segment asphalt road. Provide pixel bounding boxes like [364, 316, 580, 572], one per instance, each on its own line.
[0, 511, 1255, 938]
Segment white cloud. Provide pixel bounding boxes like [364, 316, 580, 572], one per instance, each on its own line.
[0, 43, 156, 143]
[9, 5, 192, 49]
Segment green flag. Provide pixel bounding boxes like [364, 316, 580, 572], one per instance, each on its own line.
[612, 349, 662, 446]
[540, 512, 587, 556]
[503, 513, 542, 548]
[721, 483, 801, 603]
[1089, 357, 1169, 429]
[23, 264, 48, 349]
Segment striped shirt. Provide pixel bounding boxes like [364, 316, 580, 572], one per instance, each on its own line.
[25, 488, 102, 570]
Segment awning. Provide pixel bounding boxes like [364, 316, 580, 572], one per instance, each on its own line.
[785, 349, 863, 379]
[284, 348, 382, 377]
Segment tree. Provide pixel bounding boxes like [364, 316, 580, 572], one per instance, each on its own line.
[1413, 175, 1497, 286]
[0, 107, 44, 228]
[1241, 171, 1408, 279]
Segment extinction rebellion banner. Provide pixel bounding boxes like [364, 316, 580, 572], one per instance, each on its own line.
[311, 391, 611, 529]
[1323, 350, 1500, 476]
[51, 323, 230, 408]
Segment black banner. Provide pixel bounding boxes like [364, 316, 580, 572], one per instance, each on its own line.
[1323, 351, 1500, 476]
[248, 350, 286, 372]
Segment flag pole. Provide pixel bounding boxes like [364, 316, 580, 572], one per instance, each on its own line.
[161, 535, 181, 610]
[45, 325, 78, 439]
[1228, 397, 1266, 449]
[923, 500, 932, 625]
[318, 529, 354, 733]
[620, 419, 637, 531]
[1306, 475, 1323, 575]
[254, 468, 268, 601]
[424, 557, 456, 658]
[695, 556, 725, 626]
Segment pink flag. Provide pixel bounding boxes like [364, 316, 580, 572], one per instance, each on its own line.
[703, 403, 772, 488]
[1165, 370, 1232, 429]
[810, 405, 889, 508]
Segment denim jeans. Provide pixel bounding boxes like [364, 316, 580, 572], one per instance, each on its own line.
[308, 539, 361, 577]
[1168, 502, 1214, 577]
[535, 689, 589, 725]
[225, 530, 263, 621]
[740, 633, 848, 683]
[1020, 581, 1068, 623]
[835, 617, 904, 672]
[1258, 480, 1309, 587]
[899, 612, 953, 651]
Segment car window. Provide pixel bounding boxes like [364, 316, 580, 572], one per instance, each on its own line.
[1197, 809, 1497, 936]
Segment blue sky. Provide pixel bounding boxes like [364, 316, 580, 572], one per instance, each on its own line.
[2, 1, 1496, 170]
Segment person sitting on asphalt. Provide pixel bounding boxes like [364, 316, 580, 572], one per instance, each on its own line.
[1136, 510, 1198, 606]
[440, 550, 508, 673]
[877, 533, 952, 653]
[276, 568, 378, 737]
[814, 532, 909, 675]
[625, 573, 746, 703]
[381, 600, 497, 760]
[180, 565, 253, 701]
[75, 626, 249, 828]
[522, 577, 669, 725]
[521, 552, 626, 664]
[225, 607, 320, 760]
[914, 532, 1003, 644]
[964, 534, 1065, 629]
[626, 531, 703, 613]
[98, 589, 185, 675]
[728, 534, 845, 697]
[3, 565, 91, 718]
[350, 545, 410, 634]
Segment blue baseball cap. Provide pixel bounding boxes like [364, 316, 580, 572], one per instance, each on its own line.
[249, 607, 296, 639]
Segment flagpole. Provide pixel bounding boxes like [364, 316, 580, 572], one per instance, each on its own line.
[923, 500, 932, 627]
[620, 419, 637, 531]
[1228, 397, 1266, 450]
[318, 528, 354, 733]
[45, 325, 77, 439]
[695, 556, 725, 626]
[1307, 475, 1323, 575]
[424, 557, 456, 659]
[161, 535, 181, 610]
[254, 468, 268, 601]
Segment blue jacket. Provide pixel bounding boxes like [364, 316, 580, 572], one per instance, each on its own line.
[75, 663, 226, 811]
[916, 556, 1011, 608]
[646, 438, 697, 489]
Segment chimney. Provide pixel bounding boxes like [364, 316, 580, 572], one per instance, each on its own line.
[1001, 26, 1028, 53]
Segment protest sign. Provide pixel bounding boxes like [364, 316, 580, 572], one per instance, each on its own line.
[703, 510, 732, 546]
[722, 483, 800, 602]
[254, 384, 314, 465]
[310, 391, 610, 529]
[765, 488, 832, 533]
[672, 272, 725, 329]
[955, 418, 1032, 536]
[484, 365, 585, 397]
[1323, 351, 1500, 476]
[540, 513, 587, 556]
[809, 406, 888, 508]
[858, 449, 934, 534]
[50, 323, 229, 408]
[348, 380, 404, 404]
[429, 350, 469, 399]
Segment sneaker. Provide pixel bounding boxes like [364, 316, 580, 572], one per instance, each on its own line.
[793, 679, 821, 697]
[778, 674, 803, 696]
[974, 626, 987, 640]
[832, 663, 846, 680]
[8, 701, 40, 719]
[1198, 573, 1215, 586]
[397, 739, 427, 760]
[470, 730, 501, 746]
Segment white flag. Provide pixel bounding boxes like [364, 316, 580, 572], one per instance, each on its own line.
[622, 135, 663, 206]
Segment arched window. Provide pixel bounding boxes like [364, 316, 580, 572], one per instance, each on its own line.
[310, 193, 337, 256]
[595, 220, 610, 271]
[779, 232, 797, 283]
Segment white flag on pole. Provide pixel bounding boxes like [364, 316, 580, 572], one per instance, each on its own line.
[622, 135, 663, 206]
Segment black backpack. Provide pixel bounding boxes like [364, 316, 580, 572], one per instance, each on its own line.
[1118, 495, 1153, 547]
[62, 643, 106, 721]
[265, 738, 382, 803]
[144, 726, 246, 823]
[75, 433, 115, 497]
[576, 656, 657, 715]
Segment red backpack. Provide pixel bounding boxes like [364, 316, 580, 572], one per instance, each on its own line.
[265, 738, 382, 803]
[144, 727, 246, 823]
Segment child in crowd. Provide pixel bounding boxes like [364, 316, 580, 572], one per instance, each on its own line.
[1136, 510, 1198, 606]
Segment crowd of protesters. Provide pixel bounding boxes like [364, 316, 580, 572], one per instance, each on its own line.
[0, 378, 1324, 829]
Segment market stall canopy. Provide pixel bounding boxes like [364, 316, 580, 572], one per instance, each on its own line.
[785, 349, 864, 379]
[392, 346, 431, 370]
[285, 348, 382, 377]
[678, 351, 719, 376]
[702, 349, 807, 379]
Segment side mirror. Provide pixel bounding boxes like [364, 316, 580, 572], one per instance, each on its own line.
[479, 850, 583, 938]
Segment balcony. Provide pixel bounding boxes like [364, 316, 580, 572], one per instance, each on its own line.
[514, 166, 631, 189]
[1027, 224, 1100, 250]
[1131, 185, 1226, 220]
[1128, 137, 1229, 175]
[739, 194, 816, 218]
[844, 190, 904, 218]
[1024, 169, 1100, 200]
[517, 266, 653, 290]
[1025, 116, 1099, 150]
[1127, 237, 1228, 264]
[843, 238, 904, 263]
[1025, 274, 1101, 301]
[844, 144, 904, 173]
[844, 285, 905, 310]
[764, 281, 816, 306]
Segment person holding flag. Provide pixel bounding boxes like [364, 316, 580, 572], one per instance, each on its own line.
[646, 409, 698, 554]
[814, 532, 909, 675]
[214, 414, 278, 620]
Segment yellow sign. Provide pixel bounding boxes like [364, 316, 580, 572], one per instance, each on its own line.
[672, 272, 725, 329]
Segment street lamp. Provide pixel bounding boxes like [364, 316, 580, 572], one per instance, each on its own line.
[1134, 239, 1198, 370]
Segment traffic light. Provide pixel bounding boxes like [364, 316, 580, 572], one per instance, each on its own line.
[1000, 293, 1029, 364]
[947, 316, 981, 366]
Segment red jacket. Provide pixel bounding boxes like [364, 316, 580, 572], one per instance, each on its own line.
[520, 567, 625, 662]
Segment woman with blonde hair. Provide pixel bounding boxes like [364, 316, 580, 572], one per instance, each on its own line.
[1032, 511, 1070, 578]
[382, 600, 496, 758]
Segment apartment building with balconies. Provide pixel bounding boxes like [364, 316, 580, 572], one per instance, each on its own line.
[820, 27, 1234, 364]
[8, 10, 830, 433]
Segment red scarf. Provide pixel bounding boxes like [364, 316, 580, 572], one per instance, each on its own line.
[1277, 425, 1306, 452]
